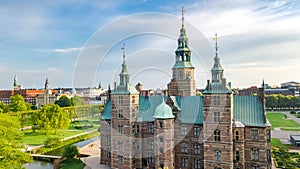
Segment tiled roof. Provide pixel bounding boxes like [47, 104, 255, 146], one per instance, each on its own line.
[233, 95, 266, 127]
[101, 99, 112, 120]
[178, 96, 203, 124]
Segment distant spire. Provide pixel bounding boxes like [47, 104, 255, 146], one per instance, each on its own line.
[98, 81, 102, 89]
[13, 74, 17, 87]
[13, 74, 19, 90]
[211, 33, 224, 83]
[121, 43, 125, 63]
[119, 43, 129, 86]
[45, 77, 50, 89]
[214, 33, 218, 56]
[181, 5, 185, 27]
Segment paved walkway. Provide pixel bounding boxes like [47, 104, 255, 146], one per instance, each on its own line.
[81, 156, 110, 169]
[78, 140, 110, 169]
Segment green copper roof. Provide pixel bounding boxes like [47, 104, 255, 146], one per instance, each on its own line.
[233, 95, 266, 127]
[111, 84, 139, 95]
[178, 96, 203, 124]
[153, 99, 174, 119]
[170, 96, 181, 111]
[203, 82, 232, 94]
[101, 99, 112, 120]
[139, 96, 168, 122]
[173, 61, 194, 69]
[211, 56, 224, 71]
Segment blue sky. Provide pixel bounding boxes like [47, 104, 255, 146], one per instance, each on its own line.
[0, 0, 300, 90]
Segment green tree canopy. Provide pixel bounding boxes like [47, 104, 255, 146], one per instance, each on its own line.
[10, 94, 27, 112]
[71, 96, 84, 106]
[0, 102, 9, 113]
[31, 104, 70, 134]
[0, 113, 32, 168]
[55, 95, 72, 107]
[63, 144, 79, 159]
[266, 94, 300, 109]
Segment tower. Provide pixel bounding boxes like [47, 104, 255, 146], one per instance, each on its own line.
[153, 98, 175, 169]
[44, 78, 52, 105]
[168, 6, 196, 96]
[13, 74, 18, 90]
[203, 34, 233, 169]
[110, 44, 140, 169]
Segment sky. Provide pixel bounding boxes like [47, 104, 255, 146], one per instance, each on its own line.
[0, 0, 300, 90]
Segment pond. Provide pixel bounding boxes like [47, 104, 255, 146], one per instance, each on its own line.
[23, 160, 53, 169]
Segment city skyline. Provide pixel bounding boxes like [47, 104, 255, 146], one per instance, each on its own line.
[0, 0, 300, 90]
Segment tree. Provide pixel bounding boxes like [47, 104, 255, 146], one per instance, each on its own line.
[0, 102, 9, 113]
[55, 96, 72, 107]
[0, 113, 32, 168]
[63, 144, 78, 159]
[31, 104, 70, 134]
[71, 96, 84, 106]
[10, 94, 27, 112]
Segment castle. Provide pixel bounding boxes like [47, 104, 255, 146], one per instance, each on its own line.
[100, 9, 272, 169]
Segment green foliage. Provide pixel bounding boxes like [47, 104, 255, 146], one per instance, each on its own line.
[35, 131, 99, 155]
[272, 147, 300, 168]
[71, 96, 84, 106]
[55, 96, 72, 107]
[291, 110, 296, 114]
[0, 113, 32, 168]
[31, 104, 70, 134]
[266, 94, 300, 109]
[10, 94, 27, 112]
[44, 137, 62, 147]
[59, 158, 85, 169]
[62, 145, 79, 159]
[0, 102, 9, 113]
[30, 104, 37, 110]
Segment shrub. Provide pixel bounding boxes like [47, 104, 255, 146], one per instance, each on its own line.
[63, 144, 79, 159]
[44, 137, 62, 147]
[291, 110, 296, 114]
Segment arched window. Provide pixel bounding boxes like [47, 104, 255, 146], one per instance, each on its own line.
[214, 129, 221, 142]
[214, 150, 221, 162]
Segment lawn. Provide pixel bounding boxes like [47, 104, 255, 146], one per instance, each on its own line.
[22, 130, 83, 145]
[69, 117, 100, 131]
[22, 116, 100, 145]
[266, 113, 300, 130]
[272, 138, 290, 147]
[59, 158, 85, 169]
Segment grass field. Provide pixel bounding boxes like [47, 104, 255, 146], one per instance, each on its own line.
[59, 158, 85, 169]
[22, 116, 100, 145]
[271, 138, 291, 147]
[266, 112, 300, 130]
[22, 130, 83, 145]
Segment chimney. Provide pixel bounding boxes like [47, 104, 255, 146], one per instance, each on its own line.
[207, 80, 211, 90]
